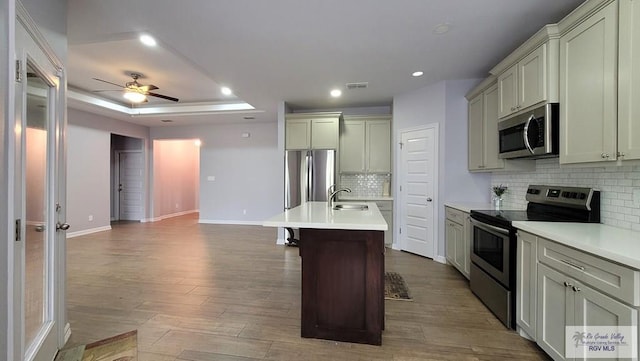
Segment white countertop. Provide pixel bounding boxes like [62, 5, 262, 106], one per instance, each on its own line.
[513, 221, 640, 270]
[263, 201, 388, 231]
[444, 202, 496, 213]
[339, 196, 394, 201]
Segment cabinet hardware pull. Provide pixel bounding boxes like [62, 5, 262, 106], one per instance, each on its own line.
[601, 153, 609, 159]
[572, 286, 581, 292]
[618, 151, 625, 157]
[563, 281, 573, 288]
[561, 259, 585, 271]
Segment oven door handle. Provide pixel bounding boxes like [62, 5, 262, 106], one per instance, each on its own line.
[523, 114, 536, 154]
[470, 218, 510, 236]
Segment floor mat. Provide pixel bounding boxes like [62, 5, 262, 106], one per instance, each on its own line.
[385, 271, 412, 301]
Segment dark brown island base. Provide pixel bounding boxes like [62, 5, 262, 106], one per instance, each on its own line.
[299, 228, 385, 345]
[263, 202, 388, 346]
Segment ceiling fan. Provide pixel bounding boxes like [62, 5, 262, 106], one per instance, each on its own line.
[92, 73, 179, 103]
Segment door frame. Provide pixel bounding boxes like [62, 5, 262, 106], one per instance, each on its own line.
[395, 124, 439, 260]
[10, 3, 68, 361]
[113, 149, 144, 221]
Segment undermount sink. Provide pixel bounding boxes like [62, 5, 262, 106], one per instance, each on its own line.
[333, 203, 369, 211]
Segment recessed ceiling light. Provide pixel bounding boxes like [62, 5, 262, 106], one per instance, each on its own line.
[221, 87, 233, 95]
[139, 34, 157, 47]
[412, 71, 424, 77]
[330, 89, 342, 98]
[433, 23, 451, 35]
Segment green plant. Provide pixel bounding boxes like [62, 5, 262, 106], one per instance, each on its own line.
[492, 184, 508, 197]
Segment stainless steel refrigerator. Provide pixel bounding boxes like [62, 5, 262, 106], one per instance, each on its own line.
[285, 150, 336, 210]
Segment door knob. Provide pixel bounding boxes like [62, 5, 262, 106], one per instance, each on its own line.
[56, 222, 70, 231]
[426, 198, 433, 202]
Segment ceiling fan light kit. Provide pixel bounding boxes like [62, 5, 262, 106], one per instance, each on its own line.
[123, 91, 147, 103]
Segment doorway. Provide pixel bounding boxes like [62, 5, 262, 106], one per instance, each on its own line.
[110, 134, 144, 222]
[397, 125, 438, 259]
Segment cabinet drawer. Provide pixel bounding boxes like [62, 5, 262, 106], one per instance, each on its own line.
[445, 207, 465, 225]
[376, 201, 392, 211]
[538, 238, 640, 306]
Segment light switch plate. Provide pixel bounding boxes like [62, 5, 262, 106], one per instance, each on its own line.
[207, 176, 215, 181]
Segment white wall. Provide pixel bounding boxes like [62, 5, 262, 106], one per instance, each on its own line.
[151, 121, 282, 224]
[153, 139, 199, 219]
[392, 80, 491, 261]
[67, 108, 151, 234]
[67, 124, 111, 234]
[1, 2, 11, 355]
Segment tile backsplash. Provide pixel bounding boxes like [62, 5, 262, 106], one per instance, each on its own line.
[340, 173, 391, 198]
[491, 158, 640, 231]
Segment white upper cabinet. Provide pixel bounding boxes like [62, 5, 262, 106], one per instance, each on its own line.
[285, 112, 341, 150]
[339, 115, 391, 173]
[497, 44, 548, 119]
[491, 24, 559, 120]
[558, 0, 619, 164]
[618, 0, 640, 161]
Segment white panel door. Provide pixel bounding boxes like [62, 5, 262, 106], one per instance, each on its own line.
[399, 126, 437, 259]
[14, 15, 66, 361]
[118, 151, 144, 221]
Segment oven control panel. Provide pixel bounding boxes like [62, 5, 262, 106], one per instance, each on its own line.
[526, 185, 599, 210]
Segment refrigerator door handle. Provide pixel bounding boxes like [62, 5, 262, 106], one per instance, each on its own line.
[306, 151, 313, 202]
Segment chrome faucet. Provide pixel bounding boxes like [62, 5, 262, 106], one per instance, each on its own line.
[328, 187, 351, 208]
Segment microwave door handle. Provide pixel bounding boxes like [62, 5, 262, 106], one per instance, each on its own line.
[523, 114, 536, 154]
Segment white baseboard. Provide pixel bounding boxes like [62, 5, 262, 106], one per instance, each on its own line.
[433, 255, 447, 264]
[198, 219, 264, 226]
[276, 237, 286, 245]
[144, 209, 198, 223]
[66, 225, 112, 238]
[63, 322, 71, 344]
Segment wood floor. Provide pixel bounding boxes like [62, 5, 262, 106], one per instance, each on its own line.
[65, 214, 551, 361]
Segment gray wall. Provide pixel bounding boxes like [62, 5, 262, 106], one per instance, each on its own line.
[151, 121, 282, 224]
[67, 108, 151, 234]
[392, 79, 490, 260]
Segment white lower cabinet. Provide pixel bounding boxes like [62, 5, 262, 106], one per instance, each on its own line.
[518, 230, 640, 361]
[537, 263, 637, 361]
[445, 207, 470, 279]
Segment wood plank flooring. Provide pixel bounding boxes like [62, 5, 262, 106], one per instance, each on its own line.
[65, 214, 551, 360]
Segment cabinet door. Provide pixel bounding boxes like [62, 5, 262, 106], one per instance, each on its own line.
[462, 214, 471, 278]
[537, 264, 572, 361]
[497, 63, 518, 118]
[559, 1, 618, 164]
[467, 93, 485, 171]
[311, 118, 338, 149]
[453, 221, 467, 278]
[517, 231, 537, 340]
[340, 120, 366, 172]
[618, 0, 640, 161]
[366, 120, 391, 173]
[482, 83, 505, 170]
[286, 119, 311, 150]
[519, 44, 547, 110]
[445, 220, 457, 265]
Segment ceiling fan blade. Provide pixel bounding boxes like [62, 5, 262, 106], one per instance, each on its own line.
[147, 92, 179, 102]
[92, 78, 124, 88]
[139, 84, 159, 92]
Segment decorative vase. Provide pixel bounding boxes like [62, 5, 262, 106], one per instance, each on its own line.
[493, 197, 503, 210]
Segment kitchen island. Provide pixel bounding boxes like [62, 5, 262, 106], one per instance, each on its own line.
[264, 201, 388, 345]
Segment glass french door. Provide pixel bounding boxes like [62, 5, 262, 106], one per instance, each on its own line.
[14, 13, 65, 361]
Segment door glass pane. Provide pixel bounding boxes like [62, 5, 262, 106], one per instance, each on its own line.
[24, 63, 49, 347]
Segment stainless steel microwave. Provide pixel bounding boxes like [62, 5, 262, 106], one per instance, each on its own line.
[498, 103, 559, 159]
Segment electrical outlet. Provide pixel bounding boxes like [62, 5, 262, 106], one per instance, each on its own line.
[633, 188, 640, 207]
[207, 176, 215, 181]
[175, 203, 179, 209]
[88, 215, 93, 221]
[243, 209, 247, 215]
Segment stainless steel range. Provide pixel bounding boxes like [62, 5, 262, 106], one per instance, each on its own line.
[469, 184, 601, 329]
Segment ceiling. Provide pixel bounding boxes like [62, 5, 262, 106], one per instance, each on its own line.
[66, 0, 585, 127]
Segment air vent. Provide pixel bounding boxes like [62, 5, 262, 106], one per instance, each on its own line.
[346, 82, 368, 90]
[160, 119, 173, 123]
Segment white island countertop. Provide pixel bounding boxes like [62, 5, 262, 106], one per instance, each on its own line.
[513, 221, 640, 270]
[263, 201, 388, 231]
